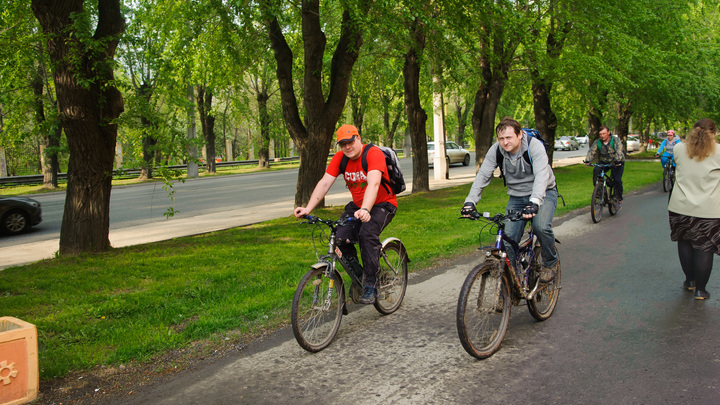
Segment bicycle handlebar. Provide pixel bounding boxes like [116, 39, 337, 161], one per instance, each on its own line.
[583, 161, 622, 168]
[460, 210, 524, 223]
[301, 215, 357, 227]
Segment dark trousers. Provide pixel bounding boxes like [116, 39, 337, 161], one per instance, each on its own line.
[593, 162, 624, 200]
[336, 201, 396, 288]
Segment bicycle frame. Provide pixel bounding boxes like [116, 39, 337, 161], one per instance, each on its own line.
[306, 216, 362, 288]
[473, 212, 542, 302]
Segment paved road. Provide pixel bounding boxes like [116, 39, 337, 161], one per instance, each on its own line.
[0, 149, 587, 269]
[122, 186, 720, 404]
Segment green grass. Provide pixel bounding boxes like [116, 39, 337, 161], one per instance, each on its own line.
[0, 162, 662, 379]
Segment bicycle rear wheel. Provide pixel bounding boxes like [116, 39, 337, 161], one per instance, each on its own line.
[291, 267, 344, 352]
[591, 181, 604, 223]
[374, 240, 409, 315]
[527, 246, 561, 321]
[663, 164, 672, 192]
[456, 261, 511, 359]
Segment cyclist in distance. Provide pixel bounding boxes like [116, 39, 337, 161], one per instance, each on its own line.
[293, 124, 397, 305]
[460, 116, 560, 283]
[585, 125, 625, 203]
[656, 130, 681, 168]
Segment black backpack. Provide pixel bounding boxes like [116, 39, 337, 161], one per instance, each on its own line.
[495, 128, 550, 185]
[339, 143, 406, 195]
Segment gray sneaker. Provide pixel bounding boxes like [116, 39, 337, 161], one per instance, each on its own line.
[540, 261, 559, 283]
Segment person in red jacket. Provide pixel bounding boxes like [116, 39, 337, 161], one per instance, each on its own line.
[294, 124, 397, 304]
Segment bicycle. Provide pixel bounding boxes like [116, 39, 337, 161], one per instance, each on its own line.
[291, 215, 410, 352]
[456, 211, 561, 359]
[585, 162, 620, 223]
[662, 154, 675, 192]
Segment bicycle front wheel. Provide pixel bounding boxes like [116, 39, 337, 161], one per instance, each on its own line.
[608, 185, 618, 215]
[291, 267, 345, 352]
[527, 246, 561, 321]
[663, 164, 672, 192]
[374, 240, 409, 315]
[591, 181, 604, 223]
[456, 261, 511, 359]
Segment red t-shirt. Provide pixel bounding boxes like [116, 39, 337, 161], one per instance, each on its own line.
[326, 145, 398, 208]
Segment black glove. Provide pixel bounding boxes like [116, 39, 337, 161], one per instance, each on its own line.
[655, 154, 659, 158]
[521, 203, 539, 216]
[461, 202, 479, 218]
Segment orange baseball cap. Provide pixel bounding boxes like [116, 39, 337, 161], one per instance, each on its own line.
[336, 124, 359, 144]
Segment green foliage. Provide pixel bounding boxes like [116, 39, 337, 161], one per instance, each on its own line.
[0, 162, 661, 378]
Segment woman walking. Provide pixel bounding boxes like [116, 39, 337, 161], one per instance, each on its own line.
[668, 118, 720, 300]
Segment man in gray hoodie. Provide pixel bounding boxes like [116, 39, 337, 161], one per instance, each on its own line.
[460, 116, 559, 282]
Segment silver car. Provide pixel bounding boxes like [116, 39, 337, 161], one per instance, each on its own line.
[627, 136, 640, 152]
[428, 141, 471, 167]
[554, 136, 580, 151]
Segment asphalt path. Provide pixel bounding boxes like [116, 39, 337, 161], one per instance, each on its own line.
[0, 148, 587, 269]
[122, 185, 720, 404]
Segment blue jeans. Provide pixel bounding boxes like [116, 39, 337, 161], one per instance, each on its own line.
[503, 188, 559, 268]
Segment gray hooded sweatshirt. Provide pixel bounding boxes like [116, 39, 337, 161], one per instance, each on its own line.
[464, 135, 556, 206]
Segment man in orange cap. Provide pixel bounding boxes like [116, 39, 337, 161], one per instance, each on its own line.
[294, 124, 398, 304]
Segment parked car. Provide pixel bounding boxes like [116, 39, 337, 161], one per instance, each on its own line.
[554, 136, 580, 151]
[575, 135, 589, 145]
[0, 196, 42, 235]
[428, 141, 471, 167]
[626, 135, 640, 152]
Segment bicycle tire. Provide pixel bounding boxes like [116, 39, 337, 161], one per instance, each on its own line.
[374, 240, 409, 315]
[527, 246, 561, 321]
[456, 261, 511, 359]
[590, 181, 604, 223]
[669, 166, 675, 191]
[662, 163, 671, 192]
[291, 267, 345, 352]
[608, 184, 618, 215]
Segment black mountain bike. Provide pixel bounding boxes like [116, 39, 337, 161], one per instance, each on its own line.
[291, 215, 409, 352]
[662, 155, 675, 192]
[456, 211, 562, 359]
[586, 162, 620, 223]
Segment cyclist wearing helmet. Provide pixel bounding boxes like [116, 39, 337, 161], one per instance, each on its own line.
[656, 130, 681, 168]
[585, 125, 625, 203]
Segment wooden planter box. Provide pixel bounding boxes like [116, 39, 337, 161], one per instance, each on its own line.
[0, 317, 38, 405]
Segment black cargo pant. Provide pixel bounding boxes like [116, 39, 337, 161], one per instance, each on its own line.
[336, 201, 396, 288]
[593, 162, 624, 200]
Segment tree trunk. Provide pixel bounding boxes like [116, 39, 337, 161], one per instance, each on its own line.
[471, 74, 508, 168]
[403, 18, 429, 193]
[257, 87, 271, 169]
[350, 88, 365, 137]
[262, 0, 362, 207]
[32, 73, 60, 188]
[197, 85, 216, 173]
[138, 82, 157, 180]
[32, 0, 125, 255]
[616, 100, 633, 154]
[454, 98, 470, 146]
[471, 29, 517, 169]
[528, 13, 571, 164]
[382, 100, 403, 149]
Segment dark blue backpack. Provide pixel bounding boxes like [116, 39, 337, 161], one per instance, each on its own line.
[495, 128, 550, 184]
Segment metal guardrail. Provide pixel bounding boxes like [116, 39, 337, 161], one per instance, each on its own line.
[0, 156, 301, 186]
